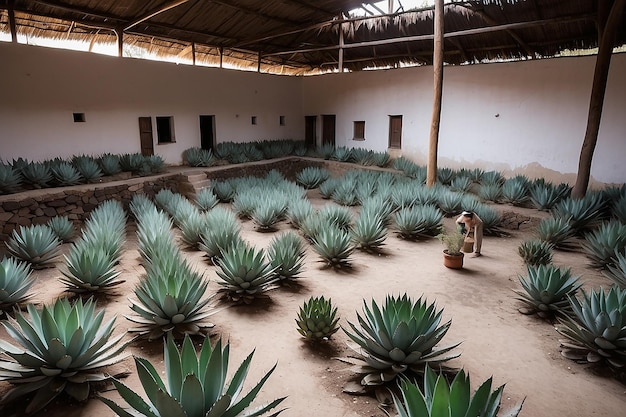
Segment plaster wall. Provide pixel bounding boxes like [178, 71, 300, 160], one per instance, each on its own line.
[1, 41, 624, 185]
[0, 42, 303, 164]
[302, 54, 626, 185]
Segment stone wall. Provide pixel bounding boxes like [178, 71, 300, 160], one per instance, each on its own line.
[0, 174, 184, 242]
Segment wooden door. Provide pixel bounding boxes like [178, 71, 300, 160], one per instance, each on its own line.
[305, 116, 316, 148]
[199, 115, 215, 151]
[322, 114, 336, 146]
[389, 115, 402, 149]
[138, 117, 154, 156]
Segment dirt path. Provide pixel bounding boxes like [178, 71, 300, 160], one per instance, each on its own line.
[1, 198, 625, 417]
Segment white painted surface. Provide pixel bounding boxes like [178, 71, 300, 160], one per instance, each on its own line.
[1, 41, 624, 184]
[0, 43, 302, 164]
[302, 55, 626, 185]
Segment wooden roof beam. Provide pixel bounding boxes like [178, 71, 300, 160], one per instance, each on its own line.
[264, 13, 595, 56]
[210, 0, 302, 27]
[125, 0, 191, 31]
[455, 3, 537, 58]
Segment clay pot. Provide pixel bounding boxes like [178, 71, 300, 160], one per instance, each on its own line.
[443, 250, 464, 269]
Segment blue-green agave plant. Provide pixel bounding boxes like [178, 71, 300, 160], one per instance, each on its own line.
[99, 334, 286, 417]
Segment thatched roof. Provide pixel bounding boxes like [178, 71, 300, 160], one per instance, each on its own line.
[1, 1, 624, 74]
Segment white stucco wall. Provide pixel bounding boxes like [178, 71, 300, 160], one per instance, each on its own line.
[0, 42, 303, 164]
[302, 54, 626, 185]
[1, 41, 624, 185]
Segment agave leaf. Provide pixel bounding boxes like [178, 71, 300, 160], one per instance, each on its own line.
[180, 374, 205, 417]
[222, 362, 279, 417]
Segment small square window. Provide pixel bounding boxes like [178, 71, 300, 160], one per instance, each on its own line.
[156, 116, 175, 143]
[353, 121, 365, 140]
[279, 115, 286, 126]
[251, 116, 257, 125]
[73, 113, 86, 123]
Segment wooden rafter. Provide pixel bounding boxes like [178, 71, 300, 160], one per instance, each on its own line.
[125, 0, 190, 31]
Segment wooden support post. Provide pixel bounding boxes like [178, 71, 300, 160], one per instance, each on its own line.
[8, 0, 18, 43]
[116, 26, 124, 57]
[572, 0, 625, 198]
[338, 20, 344, 72]
[257, 51, 261, 72]
[427, 0, 444, 187]
[192, 42, 196, 65]
[219, 47, 224, 68]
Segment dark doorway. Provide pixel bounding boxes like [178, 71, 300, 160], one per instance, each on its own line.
[322, 114, 336, 146]
[138, 117, 154, 156]
[199, 115, 215, 151]
[389, 115, 403, 149]
[305, 116, 316, 148]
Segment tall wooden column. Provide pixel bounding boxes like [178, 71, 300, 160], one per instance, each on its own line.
[8, 0, 18, 43]
[427, 0, 444, 187]
[572, 0, 625, 198]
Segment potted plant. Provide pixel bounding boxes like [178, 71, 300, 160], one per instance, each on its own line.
[437, 226, 465, 269]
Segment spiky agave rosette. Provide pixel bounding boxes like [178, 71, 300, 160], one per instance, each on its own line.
[296, 296, 340, 341]
[0, 298, 131, 415]
[127, 253, 217, 340]
[341, 294, 461, 390]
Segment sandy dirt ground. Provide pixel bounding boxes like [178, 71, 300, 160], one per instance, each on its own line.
[1, 191, 626, 417]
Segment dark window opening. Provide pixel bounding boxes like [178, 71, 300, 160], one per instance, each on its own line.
[251, 116, 257, 125]
[73, 113, 86, 123]
[353, 121, 365, 140]
[156, 116, 175, 143]
[279, 115, 286, 126]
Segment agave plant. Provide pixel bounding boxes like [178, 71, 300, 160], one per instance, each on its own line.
[312, 226, 355, 268]
[119, 152, 145, 173]
[60, 239, 124, 293]
[361, 195, 395, 226]
[296, 166, 330, 189]
[437, 190, 465, 216]
[101, 334, 286, 417]
[472, 205, 504, 236]
[478, 183, 502, 203]
[394, 205, 443, 239]
[47, 215, 75, 242]
[0, 163, 23, 194]
[331, 178, 359, 206]
[251, 199, 287, 231]
[287, 198, 314, 229]
[200, 207, 243, 263]
[604, 250, 626, 288]
[450, 176, 473, 193]
[196, 187, 219, 211]
[436, 167, 455, 185]
[552, 193, 606, 233]
[51, 161, 83, 186]
[184, 147, 216, 167]
[178, 209, 207, 249]
[215, 243, 279, 303]
[319, 204, 353, 231]
[611, 193, 626, 224]
[352, 210, 387, 252]
[98, 153, 122, 175]
[581, 220, 626, 268]
[318, 178, 338, 199]
[128, 252, 216, 340]
[213, 181, 236, 203]
[73, 155, 103, 183]
[518, 240, 553, 266]
[296, 296, 340, 341]
[0, 297, 131, 414]
[0, 257, 35, 312]
[5, 224, 62, 269]
[333, 146, 352, 162]
[372, 151, 390, 167]
[390, 365, 524, 417]
[558, 286, 626, 369]
[267, 231, 306, 281]
[537, 216, 576, 250]
[21, 161, 52, 188]
[529, 181, 570, 211]
[514, 265, 582, 317]
[481, 170, 505, 186]
[501, 177, 529, 206]
[342, 294, 461, 387]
